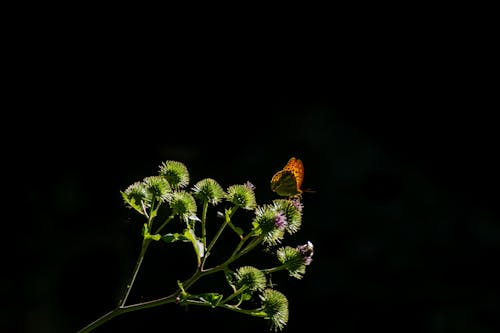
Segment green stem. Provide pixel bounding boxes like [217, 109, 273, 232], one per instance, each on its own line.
[180, 300, 266, 318]
[221, 304, 266, 317]
[201, 201, 208, 250]
[230, 231, 255, 258]
[154, 214, 174, 234]
[77, 207, 265, 332]
[232, 235, 264, 261]
[205, 234, 264, 274]
[261, 264, 287, 274]
[77, 293, 179, 333]
[147, 198, 156, 230]
[77, 308, 126, 333]
[119, 238, 151, 307]
[220, 286, 248, 305]
[202, 206, 238, 267]
[78, 265, 226, 332]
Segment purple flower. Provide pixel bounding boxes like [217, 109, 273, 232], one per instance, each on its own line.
[274, 211, 288, 230]
[245, 181, 256, 190]
[290, 197, 303, 212]
[297, 241, 314, 265]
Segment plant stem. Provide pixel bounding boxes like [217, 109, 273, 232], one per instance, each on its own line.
[77, 206, 264, 332]
[154, 214, 174, 234]
[119, 238, 151, 307]
[201, 201, 208, 250]
[202, 206, 237, 267]
[230, 231, 254, 258]
[220, 286, 247, 305]
[232, 235, 264, 261]
[77, 293, 179, 333]
[77, 262, 226, 332]
[261, 264, 287, 274]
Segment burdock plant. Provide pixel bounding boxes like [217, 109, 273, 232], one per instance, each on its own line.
[77, 159, 314, 332]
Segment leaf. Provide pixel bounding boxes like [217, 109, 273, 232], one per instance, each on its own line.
[227, 220, 244, 237]
[198, 293, 223, 307]
[161, 233, 188, 243]
[121, 191, 144, 215]
[183, 229, 205, 265]
[143, 224, 161, 241]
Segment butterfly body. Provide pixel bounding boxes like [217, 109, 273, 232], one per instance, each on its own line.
[270, 157, 304, 197]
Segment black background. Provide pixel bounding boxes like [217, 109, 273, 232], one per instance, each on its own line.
[4, 20, 499, 333]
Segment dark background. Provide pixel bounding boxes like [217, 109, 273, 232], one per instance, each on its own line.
[4, 21, 498, 333]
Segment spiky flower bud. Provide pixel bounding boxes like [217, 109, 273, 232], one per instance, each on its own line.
[192, 178, 226, 205]
[273, 212, 288, 230]
[252, 204, 285, 246]
[226, 183, 256, 210]
[276, 241, 314, 279]
[159, 160, 190, 189]
[121, 181, 149, 214]
[272, 199, 302, 234]
[276, 246, 305, 279]
[166, 190, 197, 223]
[143, 176, 171, 202]
[260, 289, 289, 332]
[234, 266, 267, 292]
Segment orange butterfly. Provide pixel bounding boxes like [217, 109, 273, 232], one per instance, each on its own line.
[270, 157, 305, 197]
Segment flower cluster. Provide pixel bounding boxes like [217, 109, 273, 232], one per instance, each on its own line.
[80, 160, 315, 333]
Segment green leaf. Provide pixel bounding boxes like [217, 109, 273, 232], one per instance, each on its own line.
[224, 269, 237, 291]
[121, 191, 145, 215]
[227, 220, 244, 237]
[198, 293, 223, 307]
[161, 233, 188, 243]
[183, 229, 205, 265]
[143, 224, 161, 241]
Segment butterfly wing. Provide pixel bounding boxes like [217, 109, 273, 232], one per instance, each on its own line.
[283, 157, 304, 191]
[270, 170, 301, 197]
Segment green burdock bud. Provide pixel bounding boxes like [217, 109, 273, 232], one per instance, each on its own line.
[260, 289, 289, 332]
[192, 178, 226, 205]
[252, 204, 285, 246]
[166, 190, 197, 223]
[276, 246, 305, 279]
[234, 266, 267, 292]
[226, 182, 256, 210]
[143, 176, 171, 202]
[159, 160, 190, 189]
[121, 181, 149, 214]
[276, 241, 313, 279]
[272, 199, 302, 234]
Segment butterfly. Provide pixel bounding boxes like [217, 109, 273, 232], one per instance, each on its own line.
[270, 157, 305, 197]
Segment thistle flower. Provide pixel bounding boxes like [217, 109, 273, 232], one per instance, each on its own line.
[290, 197, 303, 212]
[272, 199, 302, 234]
[245, 181, 255, 190]
[143, 176, 171, 202]
[226, 183, 256, 210]
[252, 204, 285, 246]
[159, 160, 190, 189]
[166, 190, 197, 223]
[260, 289, 289, 332]
[273, 212, 288, 230]
[234, 266, 267, 293]
[121, 181, 149, 214]
[192, 178, 226, 205]
[276, 245, 307, 279]
[297, 241, 314, 266]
